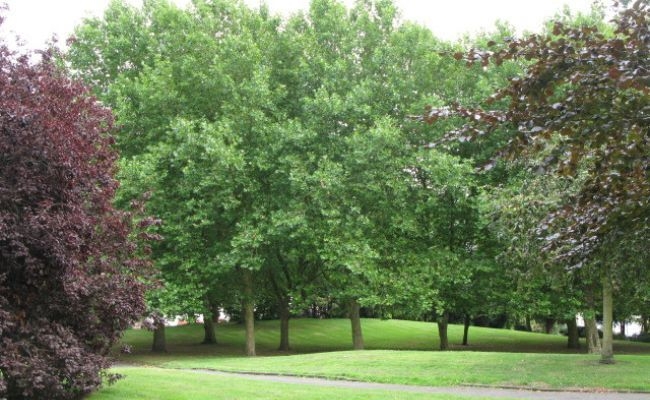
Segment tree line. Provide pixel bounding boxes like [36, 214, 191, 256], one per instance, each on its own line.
[1, 0, 647, 398]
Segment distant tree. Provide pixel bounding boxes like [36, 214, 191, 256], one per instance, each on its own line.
[425, 0, 649, 363]
[406, 150, 481, 350]
[0, 39, 154, 399]
[484, 172, 587, 348]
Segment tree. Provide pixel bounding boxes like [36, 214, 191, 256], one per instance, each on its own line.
[67, 0, 459, 354]
[69, 0, 284, 357]
[143, 279, 207, 352]
[0, 43, 153, 399]
[405, 150, 480, 350]
[293, 0, 470, 350]
[426, 0, 649, 363]
[483, 171, 590, 348]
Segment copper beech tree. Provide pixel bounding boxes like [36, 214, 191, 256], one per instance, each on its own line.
[0, 30, 157, 400]
[424, 1, 648, 363]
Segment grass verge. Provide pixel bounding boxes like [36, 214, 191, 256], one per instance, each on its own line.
[107, 318, 650, 395]
[162, 350, 650, 392]
[90, 367, 491, 400]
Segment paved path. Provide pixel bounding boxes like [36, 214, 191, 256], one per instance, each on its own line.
[183, 368, 650, 399]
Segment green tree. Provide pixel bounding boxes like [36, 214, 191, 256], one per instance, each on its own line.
[67, 0, 495, 356]
[69, 0, 286, 356]
[407, 150, 481, 350]
[483, 170, 592, 348]
[290, 0, 469, 349]
[427, 0, 649, 363]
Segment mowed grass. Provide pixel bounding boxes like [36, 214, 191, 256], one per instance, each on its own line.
[103, 318, 650, 395]
[90, 367, 489, 400]
[164, 351, 650, 391]
[115, 318, 650, 362]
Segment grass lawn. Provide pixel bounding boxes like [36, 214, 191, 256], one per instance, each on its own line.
[90, 367, 490, 400]
[96, 318, 650, 398]
[163, 351, 650, 392]
[115, 318, 650, 361]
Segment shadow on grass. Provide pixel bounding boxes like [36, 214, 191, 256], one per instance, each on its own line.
[112, 318, 650, 365]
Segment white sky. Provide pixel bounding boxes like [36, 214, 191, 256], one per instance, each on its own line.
[1, 0, 597, 49]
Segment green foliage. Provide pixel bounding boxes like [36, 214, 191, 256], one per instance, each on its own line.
[67, 0, 639, 355]
[67, 0, 483, 339]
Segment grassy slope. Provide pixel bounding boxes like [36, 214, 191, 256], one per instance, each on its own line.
[107, 318, 650, 393]
[115, 318, 650, 361]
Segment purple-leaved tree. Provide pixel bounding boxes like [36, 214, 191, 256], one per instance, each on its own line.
[0, 18, 155, 399]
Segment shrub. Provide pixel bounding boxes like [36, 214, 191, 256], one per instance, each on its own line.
[0, 38, 151, 400]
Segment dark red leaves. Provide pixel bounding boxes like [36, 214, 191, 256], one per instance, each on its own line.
[0, 41, 150, 399]
[423, 1, 649, 263]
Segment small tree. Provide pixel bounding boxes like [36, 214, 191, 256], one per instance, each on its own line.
[0, 40, 152, 399]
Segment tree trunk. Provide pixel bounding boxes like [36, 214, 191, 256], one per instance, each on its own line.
[585, 314, 602, 354]
[544, 318, 555, 334]
[566, 316, 580, 349]
[600, 276, 614, 364]
[619, 321, 626, 338]
[462, 313, 470, 346]
[202, 316, 216, 344]
[438, 312, 449, 351]
[525, 315, 532, 331]
[243, 300, 256, 356]
[278, 296, 291, 351]
[151, 320, 166, 352]
[349, 299, 364, 350]
[242, 269, 256, 357]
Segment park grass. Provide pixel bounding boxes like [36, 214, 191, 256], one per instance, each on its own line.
[90, 366, 487, 400]
[163, 351, 650, 392]
[106, 318, 650, 394]
[114, 318, 650, 362]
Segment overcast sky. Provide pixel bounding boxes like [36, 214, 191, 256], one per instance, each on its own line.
[1, 0, 597, 49]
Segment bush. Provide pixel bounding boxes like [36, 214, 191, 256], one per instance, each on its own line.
[0, 42, 151, 399]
